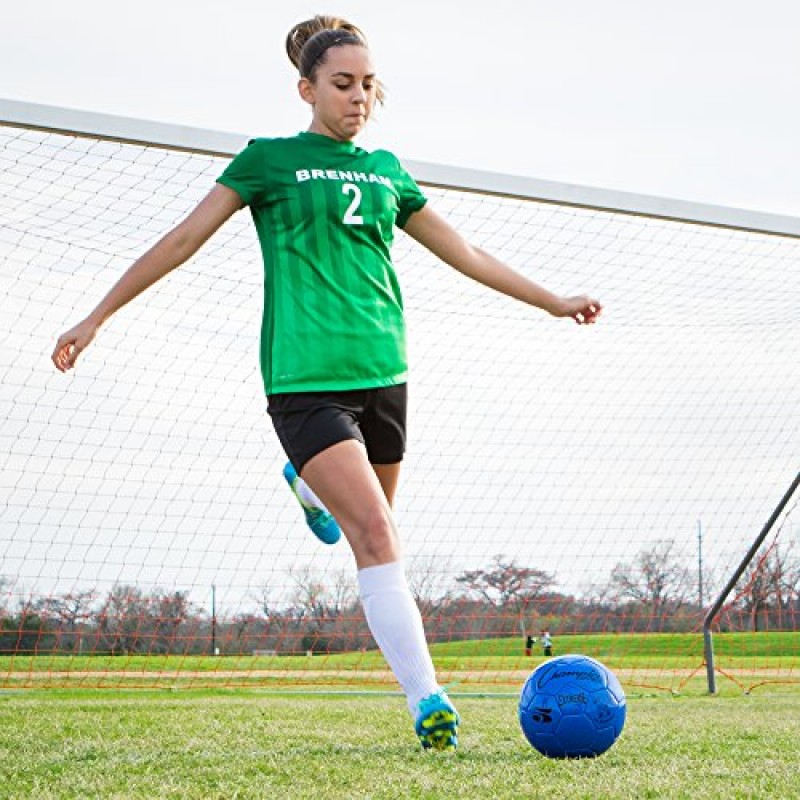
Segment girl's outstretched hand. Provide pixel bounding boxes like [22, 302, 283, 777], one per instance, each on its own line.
[52, 318, 99, 372]
[554, 296, 603, 325]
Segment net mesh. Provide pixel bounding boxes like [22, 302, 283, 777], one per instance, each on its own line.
[1, 121, 798, 693]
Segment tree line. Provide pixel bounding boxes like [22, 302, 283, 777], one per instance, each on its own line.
[1, 540, 797, 655]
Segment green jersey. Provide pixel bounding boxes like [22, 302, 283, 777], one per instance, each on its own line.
[217, 131, 427, 395]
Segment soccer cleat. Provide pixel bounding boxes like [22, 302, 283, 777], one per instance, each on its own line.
[282, 462, 342, 545]
[415, 689, 460, 751]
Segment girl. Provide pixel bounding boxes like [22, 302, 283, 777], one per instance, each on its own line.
[52, 15, 601, 750]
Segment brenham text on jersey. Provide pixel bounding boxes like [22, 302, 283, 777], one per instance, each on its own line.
[296, 169, 393, 188]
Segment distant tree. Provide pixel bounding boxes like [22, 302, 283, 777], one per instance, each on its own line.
[94, 586, 199, 654]
[34, 590, 96, 653]
[407, 555, 454, 617]
[0, 601, 53, 654]
[610, 540, 692, 621]
[734, 541, 799, 631]
[229, 612, 259, 648]
[290, 565, 329, 626]
[95, 585, 150, 654]
[252, 583, 284, 620]
[288, 566, 356, 620]
[151, 590, 193, 653]
[455, 555, 555, 638]
[326, 569, 357, 619]
[287, 565, 357, 652]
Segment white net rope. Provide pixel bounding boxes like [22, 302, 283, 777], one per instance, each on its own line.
[1, 124, 797, 684]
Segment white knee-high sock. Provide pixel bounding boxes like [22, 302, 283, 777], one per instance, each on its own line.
[358, 561, 440, 715]
[295, 476, 330, 512]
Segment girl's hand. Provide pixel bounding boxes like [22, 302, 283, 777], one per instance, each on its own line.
[553, 296, 603, 324]
[52, 318, 100, 372]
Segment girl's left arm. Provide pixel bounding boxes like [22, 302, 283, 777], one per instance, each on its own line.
[403, 205, 602, 324]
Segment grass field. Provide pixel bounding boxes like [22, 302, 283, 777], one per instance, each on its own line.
[2, 634, 797, 797]
[1, 689, 799, 799]
[2, 633, 796, 696]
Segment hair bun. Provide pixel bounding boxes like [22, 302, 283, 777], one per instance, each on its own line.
[285, 15, 368, 70]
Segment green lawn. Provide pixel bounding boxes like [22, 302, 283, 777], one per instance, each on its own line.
[1, 690, 799, 799]
[433, 631, 798, 659]
[2, 633, 796, 697]
[2, 631, 797, 672]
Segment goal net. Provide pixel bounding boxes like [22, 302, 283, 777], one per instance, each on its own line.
[1, 101, 798, 694]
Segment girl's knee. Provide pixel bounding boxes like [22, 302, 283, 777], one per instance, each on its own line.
[354, 508, 398, 563]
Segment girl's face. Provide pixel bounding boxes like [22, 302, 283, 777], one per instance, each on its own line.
[299, 44, 377, 141]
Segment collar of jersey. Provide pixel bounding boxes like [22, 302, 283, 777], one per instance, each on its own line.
[298, 130, 358, 153]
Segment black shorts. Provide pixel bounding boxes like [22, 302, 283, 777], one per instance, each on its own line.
[267, 384, 407, 473]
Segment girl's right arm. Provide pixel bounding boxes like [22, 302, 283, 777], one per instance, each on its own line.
[52, 184, 243, 373]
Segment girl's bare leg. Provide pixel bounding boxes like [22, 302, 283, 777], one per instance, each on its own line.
[300, 440, 400, 568]
[371, 461, 401, 508]
[300, 440, 457, 746]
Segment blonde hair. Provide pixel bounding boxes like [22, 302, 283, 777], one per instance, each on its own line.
[285, 15, 385, 104]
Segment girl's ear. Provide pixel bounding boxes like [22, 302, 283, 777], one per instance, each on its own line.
[298, 78, 315, 107]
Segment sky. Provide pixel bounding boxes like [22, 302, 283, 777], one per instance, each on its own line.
[2, 0, 800, 217]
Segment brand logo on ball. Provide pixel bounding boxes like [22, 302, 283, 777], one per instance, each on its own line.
[557, 691, 587, 707]
[531, 706, 553, 723]
[543, 669, 603, 686]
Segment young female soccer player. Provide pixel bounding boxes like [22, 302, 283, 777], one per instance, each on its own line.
[52, 15, 602, 750]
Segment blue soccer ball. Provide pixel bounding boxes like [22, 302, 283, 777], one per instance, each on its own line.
[519, 654, 626, 758]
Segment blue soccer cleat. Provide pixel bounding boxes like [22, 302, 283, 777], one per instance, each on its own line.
[415, 689, 460, 751]
[282, 462, 342, 545]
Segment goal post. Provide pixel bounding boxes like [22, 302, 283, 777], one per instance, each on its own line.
[1, 99, 798, 694]
[703, 472, 799, 694]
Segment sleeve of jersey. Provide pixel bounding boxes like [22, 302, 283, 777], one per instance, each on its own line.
[216, 139, 269, 207]
[393, 159, 428, 229]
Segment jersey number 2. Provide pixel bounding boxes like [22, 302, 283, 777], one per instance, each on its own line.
[342, 183, 364, 225]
